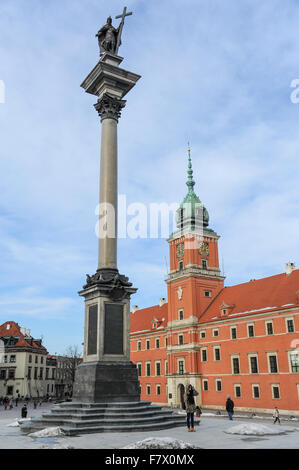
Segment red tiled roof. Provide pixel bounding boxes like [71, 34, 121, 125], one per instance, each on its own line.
[0, 321, 47, 351]
[0, 321, 22, 337]
[201, 269, 299, 323]
[130, 303, 168, 335]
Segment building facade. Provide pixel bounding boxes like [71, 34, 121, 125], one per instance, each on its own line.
[130, 149, 299, 416]
[0, 321, 56, 399]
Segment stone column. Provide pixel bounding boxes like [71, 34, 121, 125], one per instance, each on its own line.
[95, 94, 125, 270]
[72, 53, 141, 404]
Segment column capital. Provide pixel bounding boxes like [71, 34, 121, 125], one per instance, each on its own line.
[94, 93, 126, 122]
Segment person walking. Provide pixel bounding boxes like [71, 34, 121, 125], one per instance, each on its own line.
[3, 397, 9, 411]
[273, 407, 281, 424]
[21, 404, 28, 419]
[226, 395, 234, 420]
[184, 384, 199, 432]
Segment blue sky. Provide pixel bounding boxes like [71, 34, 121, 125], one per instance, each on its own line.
[0, 0, 299, 354]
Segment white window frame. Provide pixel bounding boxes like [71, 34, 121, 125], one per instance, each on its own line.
[145, 361, 151, 377]
[216, 379, 222, 392]
[247, 323, 255, 338]
[177, 359, 185, 375]
[234, 384, 241, 398]
[230, 326, 237, 339]
[286, 317, 295, 333]
[267, 352, 279, 374]
[248, 354, 259, 374]
[266, 321, 274, 335]
[156, 384, 161, 396]
[213, 346, 221, 361]
[252, 384, 260, 399]
[231, 355, 240, 374]
[137, 362, 142, 377]
[155, 360, 161, 377]
[201, 347, 208, 362]
[200, 330, 206, 339]
[178, 334, 184, 345]
[178, 309, 184, 320]
[271, 383, 280, 399]
[213, 328, 219, 337]
[202, 379, 208, 391]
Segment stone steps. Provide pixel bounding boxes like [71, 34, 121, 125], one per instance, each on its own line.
[20, 401, 187, 435]
[41, 410, 173, 421]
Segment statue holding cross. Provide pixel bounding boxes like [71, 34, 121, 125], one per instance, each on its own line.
[96, 7, 133, 56]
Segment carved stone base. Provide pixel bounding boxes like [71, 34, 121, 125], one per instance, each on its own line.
[72, 361, 140, 403]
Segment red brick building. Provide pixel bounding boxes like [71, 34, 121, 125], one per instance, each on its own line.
[130, 149, 299, 415]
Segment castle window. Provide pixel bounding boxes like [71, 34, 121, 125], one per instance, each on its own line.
[156, 385, 161, 396]
[137, 341, 141, 351]
[146, 362, 151, 377]
[290, 352, 299, 373]
[156, 338, 160, 349]
[202, 260, 207, 270]
[137, 363, 142, 377]
[200, 331, 206, 339]
[10, 355, 16, 363]
[178, 360, 185, 375]
[231, 327, 237, 339]
[204, 290, 211, 298]
[203, 380, 208, 391]
[232, 356, 240, 374]
[272, 384, 280, 399]
[179, 309, 184, 320]
[146, 340, 150, 350]
[179, 261, 183, 271]
[156, 362, 161, 376]
[216, 379, 222, 392]
[146, 385, 151, 395]
[252, 385, 260, 399]
[178, 334, 184, 345]
[213, 329, 219, 337]
[266, 321, 274, 335]
[286, 318, 295, 333]
[249, 355, 258, 374]
[268, 354, 278, 373]
[234, 385, 241, 398]
[201, 349, 207, 362]
[214, 347, 221, 361]
[248, 324, 255, 337]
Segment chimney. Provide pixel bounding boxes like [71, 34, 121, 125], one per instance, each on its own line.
[159, 298, 166, 307]
[286, 262, 296, 276]
[132, 306, 139, 314]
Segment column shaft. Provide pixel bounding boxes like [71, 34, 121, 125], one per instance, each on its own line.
[98, 117, 118, 270]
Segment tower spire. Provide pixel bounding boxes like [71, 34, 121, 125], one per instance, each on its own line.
[187, 143, 196, 193]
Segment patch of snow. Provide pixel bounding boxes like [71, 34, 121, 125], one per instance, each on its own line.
[122, 437, 199, 449]
[28, 427, 65, 438]
[39, 444, 74, 449]
[224, 423, 297, 436]
[7, 418, 31, 427]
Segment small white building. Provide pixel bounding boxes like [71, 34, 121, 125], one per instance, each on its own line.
[0, 321, 56, 399]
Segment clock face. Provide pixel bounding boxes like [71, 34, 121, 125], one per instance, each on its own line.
[199, 241, 209, 257]
[176, 243, 184, 259]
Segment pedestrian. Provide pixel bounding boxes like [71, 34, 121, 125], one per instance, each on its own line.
[21, 404, 27, 419]
[226, 395, 234, 420]
[273, 407, 281, 425]
[34, 399, 37, 409]
[184, 384, 199, 432]
[3, 397, 9, 411]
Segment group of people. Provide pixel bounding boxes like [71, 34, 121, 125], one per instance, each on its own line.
[0, 396, 19, 409]
[184, 385, 282, 431]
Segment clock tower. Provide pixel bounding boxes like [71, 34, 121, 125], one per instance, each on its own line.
[166, 147, 225, 325]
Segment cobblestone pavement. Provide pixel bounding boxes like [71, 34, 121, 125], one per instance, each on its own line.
[0, 403, 298, 449]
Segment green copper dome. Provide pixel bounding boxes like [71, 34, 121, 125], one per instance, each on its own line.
[175, 147, 209, 230]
